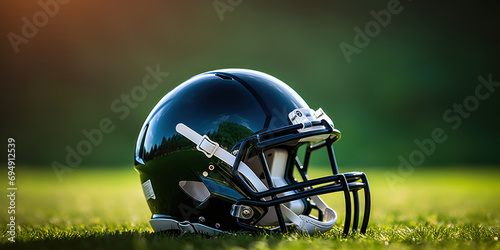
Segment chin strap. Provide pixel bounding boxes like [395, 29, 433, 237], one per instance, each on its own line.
[176, 123, 337, 234]
[279, 196, 337, 233]
[176, 123, 268, 192]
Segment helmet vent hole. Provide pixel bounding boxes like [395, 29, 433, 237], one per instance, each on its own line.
[215, 73, 233, 80]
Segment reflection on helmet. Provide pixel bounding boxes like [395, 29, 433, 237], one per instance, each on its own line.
[134, 69, 370, 235]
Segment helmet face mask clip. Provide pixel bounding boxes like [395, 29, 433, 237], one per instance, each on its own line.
[134, 69, 371, 236]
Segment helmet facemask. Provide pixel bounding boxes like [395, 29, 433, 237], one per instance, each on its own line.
[172, 108, 370, 235]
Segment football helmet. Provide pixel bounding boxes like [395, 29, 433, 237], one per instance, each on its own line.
[134, 69, 370, 235]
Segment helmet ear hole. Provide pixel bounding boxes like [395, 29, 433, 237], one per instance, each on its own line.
[179, 181, 211, 203]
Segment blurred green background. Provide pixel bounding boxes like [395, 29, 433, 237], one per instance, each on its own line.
[1, 1, 499, 174]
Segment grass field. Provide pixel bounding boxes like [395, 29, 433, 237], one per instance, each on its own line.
[1, 165, 500, 249]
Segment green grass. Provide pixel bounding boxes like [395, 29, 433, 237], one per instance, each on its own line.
[1, 166, 500, 249]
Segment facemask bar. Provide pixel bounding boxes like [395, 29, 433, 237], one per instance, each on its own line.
[295, 137, 371, 234]
[230, 118, 371, 235]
